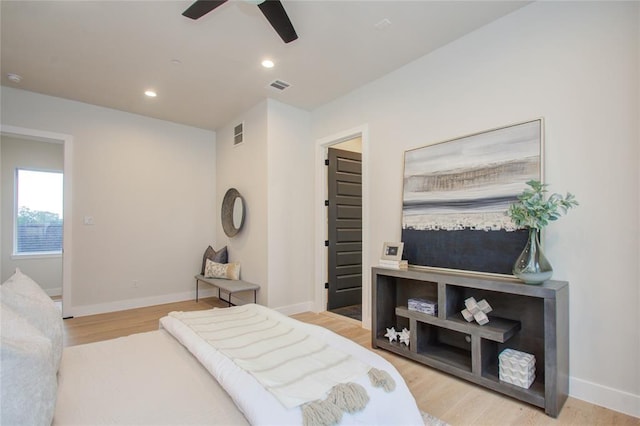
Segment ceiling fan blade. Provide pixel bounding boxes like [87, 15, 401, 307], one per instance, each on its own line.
[182, 0, 228, 20]
[257, 0, 298, 44]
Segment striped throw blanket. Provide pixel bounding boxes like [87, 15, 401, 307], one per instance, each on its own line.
[169, 304, 373, 410]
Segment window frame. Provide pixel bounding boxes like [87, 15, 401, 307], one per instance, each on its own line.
[13, 167, 64, 257]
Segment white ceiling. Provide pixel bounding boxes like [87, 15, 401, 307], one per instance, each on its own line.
[1, 1, 528, 131]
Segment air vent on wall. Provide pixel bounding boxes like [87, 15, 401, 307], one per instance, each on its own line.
[269, 79, 291, 91]
[234, 122, 244, 146]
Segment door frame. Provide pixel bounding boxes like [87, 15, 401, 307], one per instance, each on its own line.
[314, 124, 371, 328]
[0, 125, 73, 318]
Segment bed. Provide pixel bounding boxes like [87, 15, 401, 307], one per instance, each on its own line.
[54, 327, 249, 425]
[1, 269, 424, 426]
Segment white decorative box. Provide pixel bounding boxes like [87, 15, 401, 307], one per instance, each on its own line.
[499, 348, 536, 389]
[408, 298, 438, 316]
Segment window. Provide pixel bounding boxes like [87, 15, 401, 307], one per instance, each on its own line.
[14, 169, 63, 255]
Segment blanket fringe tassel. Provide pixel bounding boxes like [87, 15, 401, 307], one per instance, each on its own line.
[327, 383, 369, 413]
[302, 382, 369, 426]
[368, 367, 396, 392]
[302, 399, 343, 426]
[302, 370, 395, 426]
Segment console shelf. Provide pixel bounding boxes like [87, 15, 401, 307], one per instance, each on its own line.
[396, 306, 521, 343]
[372, 267, 569, 417]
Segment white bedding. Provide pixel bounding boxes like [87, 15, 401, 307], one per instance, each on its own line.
[160, 304, 423, 425]
[55, 305, 423, 426]
[54, 329, 249, 425]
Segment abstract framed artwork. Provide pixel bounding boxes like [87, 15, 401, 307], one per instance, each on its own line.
[401, 119, 543, 275]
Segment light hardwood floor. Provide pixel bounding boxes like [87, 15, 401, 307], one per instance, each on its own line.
[61, 298, 639, 426]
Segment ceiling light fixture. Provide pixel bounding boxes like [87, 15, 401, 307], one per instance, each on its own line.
[261, 59, 275, 69]
[144, 90, 157, 98]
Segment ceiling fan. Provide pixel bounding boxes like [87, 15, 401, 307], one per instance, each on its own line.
[182, 0, 298, 44]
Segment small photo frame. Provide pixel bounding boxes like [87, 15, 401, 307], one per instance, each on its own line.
[381, 242, 404, 261]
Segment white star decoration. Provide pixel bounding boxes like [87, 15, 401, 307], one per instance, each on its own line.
[384, 327, 398, 342]
[399, 328, 410, 346]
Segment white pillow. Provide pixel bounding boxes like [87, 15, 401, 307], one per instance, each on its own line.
[204, 260, 241, 280]
[0, 268, 63, 370]
[0, 303, 58, 426]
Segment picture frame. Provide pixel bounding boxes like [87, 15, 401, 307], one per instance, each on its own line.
[381, 242, 404, 261]
[401, 119, 543, 275]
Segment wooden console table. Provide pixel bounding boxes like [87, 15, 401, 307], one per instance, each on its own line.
[372, 267, 569, 417]
[194, 275, 259, 306]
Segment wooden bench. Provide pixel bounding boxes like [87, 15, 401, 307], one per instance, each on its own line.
[194, 274, 260, 306]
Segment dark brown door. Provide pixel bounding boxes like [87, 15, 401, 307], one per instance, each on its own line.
[327, 148, 362, 310]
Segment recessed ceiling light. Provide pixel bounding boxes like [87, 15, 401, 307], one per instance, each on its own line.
[261, 59, 275, 69]
[144, 90, 157, 98]
[7, 73, 22, 83]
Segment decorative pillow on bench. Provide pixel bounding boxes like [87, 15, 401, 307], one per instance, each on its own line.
[201, 246, 228, 275]
[204, 259, 240, 280]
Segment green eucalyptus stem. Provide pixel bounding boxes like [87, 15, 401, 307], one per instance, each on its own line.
[507, 180, 578, 230]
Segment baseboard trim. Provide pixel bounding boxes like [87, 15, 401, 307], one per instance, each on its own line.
[67, 288, 219, 318]
[570, 376, 640, 418]
[65, 291, 314, 318]
[274, 301, 315, 316]
[45, 287, 62, 297]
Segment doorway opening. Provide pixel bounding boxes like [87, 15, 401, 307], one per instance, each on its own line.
[326, 138, 362, 321]
[314, 124, 370, 327]
[0, 125, 72, 318]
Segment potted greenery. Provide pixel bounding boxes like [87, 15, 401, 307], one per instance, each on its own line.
[507, 180, 578, 284]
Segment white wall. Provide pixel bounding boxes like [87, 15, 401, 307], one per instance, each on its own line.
[0, 87, 217, 316]
[216, 101, 269, 305]
[311, 1, 639, 417]
[266, 99, 314, 312]
[1, 136, 63, 294]
[215, 99, 314, 313]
